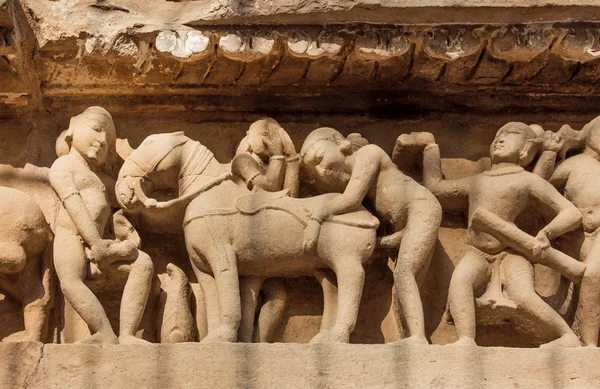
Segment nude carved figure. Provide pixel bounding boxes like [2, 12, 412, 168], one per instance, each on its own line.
[300, 127, 442, 345]
[402, 122, 585, 347]
[49, 106, 154, 345]
[534, 116, 600, 347]
[231, 118, 297, 343]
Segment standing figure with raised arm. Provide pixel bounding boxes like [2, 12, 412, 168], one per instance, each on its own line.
[301, 127, 442, 345]
[49, 106, 154, 345]
[231, 118, 298, 342]
[533, 117, 600, 347]
[402, 122, 585, 347]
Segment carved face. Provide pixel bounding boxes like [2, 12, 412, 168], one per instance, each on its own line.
[246, 125, 271, 160]
[490, 128, 528, 164]
[303, 140, 350, 192]
[70, 117, 114, 166]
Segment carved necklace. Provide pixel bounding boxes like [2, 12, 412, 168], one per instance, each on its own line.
[482, 166, 524, 177]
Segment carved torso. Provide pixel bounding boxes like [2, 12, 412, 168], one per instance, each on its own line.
[468, 167, 530, 254]
[559, 154, 600, 232]
[55, 154, 112, 236]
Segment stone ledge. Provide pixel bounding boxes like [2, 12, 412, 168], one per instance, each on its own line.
[1, 342, 599, 388]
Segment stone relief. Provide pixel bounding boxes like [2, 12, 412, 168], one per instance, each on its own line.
[5, 106, 600, 348]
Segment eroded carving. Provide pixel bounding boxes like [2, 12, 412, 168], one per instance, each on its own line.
[0, 187, 53, 342]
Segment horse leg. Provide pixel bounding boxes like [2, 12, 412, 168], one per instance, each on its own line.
[6, 252, 49, 342]
[313, 269, 338, 333]
[311, 259, 364, 343]
[256, 278, 288, 343]
[188, 261, 219, 341]
[199, 242, 241, 343]
[238, 276, 264, 343]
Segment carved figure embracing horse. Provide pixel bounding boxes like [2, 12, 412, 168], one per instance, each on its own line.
[116, 132, 379, 343]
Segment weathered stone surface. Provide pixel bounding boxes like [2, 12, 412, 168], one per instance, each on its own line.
[0, 342, 43, 389]
[29, 343, 600, 388]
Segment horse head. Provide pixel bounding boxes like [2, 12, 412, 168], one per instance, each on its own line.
[116, 132, 191, 212]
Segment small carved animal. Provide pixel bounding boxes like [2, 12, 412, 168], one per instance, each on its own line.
[158, 263, 195, 343]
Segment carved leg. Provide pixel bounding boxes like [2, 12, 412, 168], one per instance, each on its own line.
[311, 260, 364, 343]
[53, 229, 118, 344]
[577, 234, 600, 347]
[200, 242, 241, 343]
[502, 253, 580, 348]
[189, 262, 219, 341]
[118, 250, 154, 345]
[313, 269, 337, 332]
[447, 250, 492, 346]
[256, 278, 288, 343]
[6, 250, 50, 342]
[392, 202, 441, 345]
[238, 276, 263, 343]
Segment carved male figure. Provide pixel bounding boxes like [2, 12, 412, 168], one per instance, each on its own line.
[535, 117, 600, 347]
[406, 122, 584, 347]
[301, 127, 442, 345]
[49, 106, 154, 344]
[231, 118, 298, 342]
[0, 187, 53, 342]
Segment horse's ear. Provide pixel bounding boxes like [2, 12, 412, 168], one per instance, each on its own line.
[116, 138, 135, 160]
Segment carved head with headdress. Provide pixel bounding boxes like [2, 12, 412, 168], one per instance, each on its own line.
[300, 127, 369, 193]
[55, 106, 117, 168]
[490, 122, 542, 167]
[237, 118, 297, 162]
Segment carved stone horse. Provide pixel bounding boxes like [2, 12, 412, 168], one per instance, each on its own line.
[116, 132, 379, 343]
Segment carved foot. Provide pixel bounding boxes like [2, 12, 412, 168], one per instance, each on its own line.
[309, 328, 350, 343]
[447, 337, 477, 347]
[119, 335, 151, 345]
[77, 331, 119, 345]
[390, 336, 429, 346]
[201, 326, 237, 343]
[540, 333, 580, 348]
[2, 330, 36, 343]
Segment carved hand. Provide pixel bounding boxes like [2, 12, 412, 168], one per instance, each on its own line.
[532, 230, 551, 261]
[395, 132, 436, 149]
[542, 130, 564, 153]
[265, 135, 284, 157]
[90, 239, 137, 267]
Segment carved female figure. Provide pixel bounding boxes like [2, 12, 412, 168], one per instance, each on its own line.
[49, 106, 154, 344]
[231, 118, 298, 342]
[300, 127, 442, 345]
